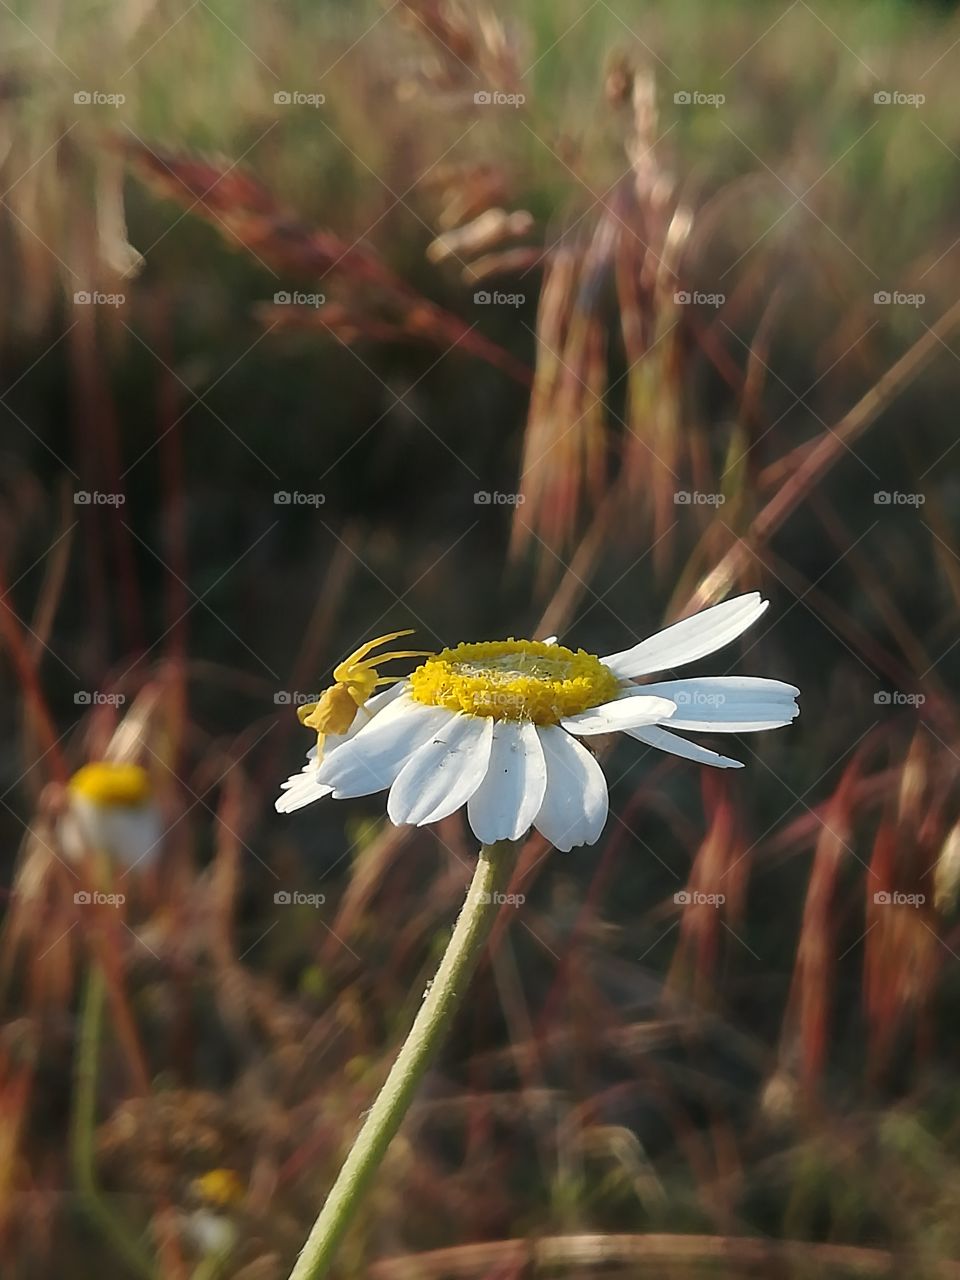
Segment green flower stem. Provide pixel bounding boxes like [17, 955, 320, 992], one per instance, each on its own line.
[287, 839, 520, 1280]
[72, 964, 156, 1280]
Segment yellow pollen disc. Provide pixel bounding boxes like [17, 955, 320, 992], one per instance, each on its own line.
[407, 639, 620, 725]
[68, 762, 151, 808]
[192, 1168, 245, 1208]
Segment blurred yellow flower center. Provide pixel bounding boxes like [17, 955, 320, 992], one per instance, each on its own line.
[408, 640, 620, 724]
[192, 1168, 245, 1208]
[68, 762, 151, 808]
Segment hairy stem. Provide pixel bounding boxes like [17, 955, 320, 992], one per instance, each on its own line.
[287, 839, 520, 1280]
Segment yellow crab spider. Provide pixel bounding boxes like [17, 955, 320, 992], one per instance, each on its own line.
[296, 630, 432, 753]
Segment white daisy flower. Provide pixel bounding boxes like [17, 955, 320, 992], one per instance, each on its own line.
[60, 762, 163, 868]
[276, 593, 799, 852]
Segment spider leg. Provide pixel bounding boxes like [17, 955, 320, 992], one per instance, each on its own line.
[342, 629, 416, 666]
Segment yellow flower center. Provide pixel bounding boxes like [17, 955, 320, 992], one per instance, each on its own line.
[192, 1168, 245, 1208]
[408, 639, 620, 725]
[68, 762, 151, 808]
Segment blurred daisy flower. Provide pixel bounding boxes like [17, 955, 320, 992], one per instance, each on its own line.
[61, 762, 162, 869]
[277, 593, 798, 851]
[182, 1168, 244, 1260]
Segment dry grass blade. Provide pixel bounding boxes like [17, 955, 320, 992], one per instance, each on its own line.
[369, 1232, 960, 1278]
[123, 140, 531, 384]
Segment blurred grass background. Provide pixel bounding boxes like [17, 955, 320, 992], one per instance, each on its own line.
[4, 0, 960, 1276]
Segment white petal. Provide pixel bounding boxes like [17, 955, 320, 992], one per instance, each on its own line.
[341, 680, 407, 736]
[318, 696, 454, 798]
[601, 593, 769, 678]
[467, 720, 547, 844]
[62, 798, 164, 868]
[104, 808, 164, 868]
[276, 740, 346, 815]
[387, 714, 494, 826]
[532, 725, 608, 852]
[560, 694, 676, 736]
[627, 724, 744, 769]
[275, 761, 333, 813]
[638, 676, 799, 732]
[276, 684, 408, 814]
